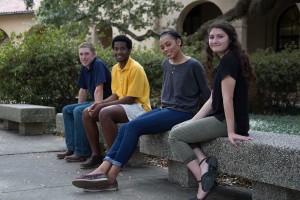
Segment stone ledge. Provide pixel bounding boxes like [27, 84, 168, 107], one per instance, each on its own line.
[0, 104, 55, 123]
[0, 104, 56, 135]
[139, 130, 300, 199]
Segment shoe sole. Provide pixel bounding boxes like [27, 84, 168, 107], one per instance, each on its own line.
[72, 178, 109, 189]
[65, 158, 87, 162]
[84, 186, 118, 192]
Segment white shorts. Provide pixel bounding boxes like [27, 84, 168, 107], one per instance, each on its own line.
[120, 103, 146, 121]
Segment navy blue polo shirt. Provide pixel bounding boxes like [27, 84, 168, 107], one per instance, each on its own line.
[77, 58, 112, 100]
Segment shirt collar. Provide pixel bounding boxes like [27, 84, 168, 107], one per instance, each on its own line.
[117, 56, 132, 71]
[83, 57, 96, 71]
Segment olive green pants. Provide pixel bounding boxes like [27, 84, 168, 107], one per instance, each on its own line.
[168, 116, 227, 164]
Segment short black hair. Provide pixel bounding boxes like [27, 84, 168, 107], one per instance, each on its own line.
[112, 35, 132, 50]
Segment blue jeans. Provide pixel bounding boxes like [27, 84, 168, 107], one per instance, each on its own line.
[105, 108, 194, 167]
[62, 102, 93, 156]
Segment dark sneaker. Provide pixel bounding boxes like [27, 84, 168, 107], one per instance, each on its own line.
[80, 155, 103, 169]
[65, 154, 87, 162]
[57, 150, 74, 159]
[84, 180, 118, 192]
[72, 174, 108, 189]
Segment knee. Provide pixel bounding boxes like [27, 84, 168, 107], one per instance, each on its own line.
[168, 127, 180, 144]
[62, 105, 70, 115]
[99, 106, 119, 123]
[99, 107, 109, 121]
[82, 108, 91, 121]
[73, 107, 83, 118]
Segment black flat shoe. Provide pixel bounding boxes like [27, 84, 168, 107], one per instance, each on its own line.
[199, 156, 218, 192]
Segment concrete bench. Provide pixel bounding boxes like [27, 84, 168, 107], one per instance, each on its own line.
[56, 113, 144, 165]
[139, 131, 300, 200]
[0, 104, 55, 135]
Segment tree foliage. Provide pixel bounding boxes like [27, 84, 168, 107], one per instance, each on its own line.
[0, 25, 83, 111]
[24, 0, 183, 41]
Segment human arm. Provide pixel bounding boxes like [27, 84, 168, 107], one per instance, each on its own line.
[88, 94, 135, 117]
[191, 92, 213, 121]
[93, 84, 104, 103]
[222, 76, 253, 146]
[78, 88, 87, 103]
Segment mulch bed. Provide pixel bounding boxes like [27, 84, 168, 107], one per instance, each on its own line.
[144, 155, 252, 189]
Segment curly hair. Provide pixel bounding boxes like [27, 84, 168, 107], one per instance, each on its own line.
[205, 21, 256, 85]
[112, 35, 132, 50]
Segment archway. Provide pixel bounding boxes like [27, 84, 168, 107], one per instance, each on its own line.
[93, 24, 112, 48]
[277, 5, 300, 51]
[182, 2, 222, 36]
[0, 29, 9, 44]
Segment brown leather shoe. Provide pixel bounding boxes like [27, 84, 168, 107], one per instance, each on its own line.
[57, 150, 74, 159]
[65, 154, 87, 162]
[80, 155, 103, 169]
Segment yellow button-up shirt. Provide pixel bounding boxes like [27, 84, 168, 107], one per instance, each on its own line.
[111, 56, 151, 111]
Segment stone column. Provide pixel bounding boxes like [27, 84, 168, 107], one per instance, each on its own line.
[232, 18, 248, 52]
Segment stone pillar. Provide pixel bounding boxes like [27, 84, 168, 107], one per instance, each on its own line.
[3, 120, 18, 131]
[232, 18, 248, 52]
[168, 160, 197, 187]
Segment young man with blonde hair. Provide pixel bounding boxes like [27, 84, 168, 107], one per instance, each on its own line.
[57, 42, 112, 161]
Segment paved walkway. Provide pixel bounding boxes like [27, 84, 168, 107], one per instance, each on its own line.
[0, 123, 252, 200]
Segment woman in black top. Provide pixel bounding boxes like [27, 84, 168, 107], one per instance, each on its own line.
[168, 21, 256, 200]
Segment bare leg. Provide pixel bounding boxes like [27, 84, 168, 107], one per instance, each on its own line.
[88, 160, 112, 175]
[193, 148, 209, 174]
[99, 105, 129, 149]
[82, 108, 101, 155]
[107, 165, 122, 183]
[186, 148, 209, 199]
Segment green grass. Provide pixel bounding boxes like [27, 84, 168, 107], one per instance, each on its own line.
[249, 114, 300, 136]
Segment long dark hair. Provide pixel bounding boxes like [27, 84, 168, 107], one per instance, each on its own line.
[205, 21, 256, 85]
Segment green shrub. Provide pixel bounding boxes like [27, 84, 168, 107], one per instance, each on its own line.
[250, 48, 300, 114]
[0, 25, 83, 112]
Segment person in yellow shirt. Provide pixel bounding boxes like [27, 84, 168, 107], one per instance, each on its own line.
[65, 35, 151, 169]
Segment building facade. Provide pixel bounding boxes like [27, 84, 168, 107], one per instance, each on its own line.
[0, 0, 299, 52]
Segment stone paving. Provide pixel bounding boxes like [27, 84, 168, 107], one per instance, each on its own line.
[0, 123, 252, 200]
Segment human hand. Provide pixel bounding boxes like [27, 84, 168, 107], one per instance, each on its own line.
[88, 102, 104, 117]
[228, 132, 253, 146]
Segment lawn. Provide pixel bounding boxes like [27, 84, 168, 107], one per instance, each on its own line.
[249, 114, 300, 136]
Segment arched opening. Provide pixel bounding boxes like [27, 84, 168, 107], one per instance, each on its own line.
[0, 29, 9, 45]
[182, 2, 222, 36]
[93, 24, 112, 48]
[277, 5, 300, 51]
